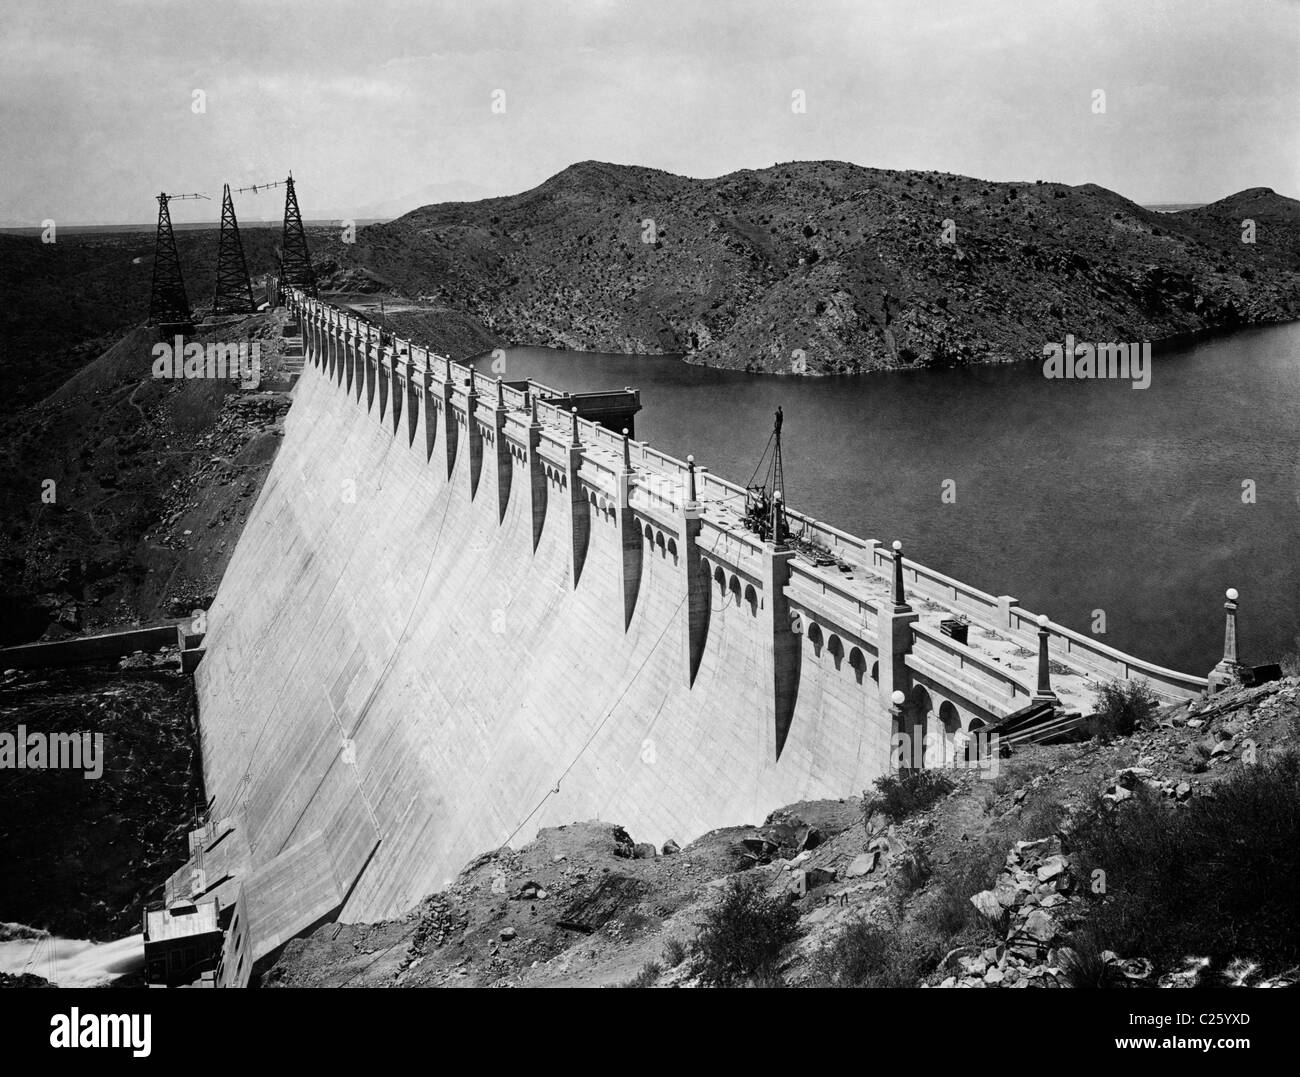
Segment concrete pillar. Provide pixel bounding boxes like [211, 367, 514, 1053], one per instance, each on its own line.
[404, 355, 419, 448]
[564, 407, 589, 589]
[307, 309, 318, 367]
[680, 454, 708, 687]
[327, 314, 338, 383]
[998, 595, 1019, 631]
[388, 347, 404, 435]
[321, 311, 331, 379]
[416, 362, 434, 461]
[363, 330, 377, 412]
[354, 327, 367, 404]
[614, 428, 643, 630]
[344, 325, 358, 395]
[465, 367, 482, 500]
[760, 542, 800, 759]
[1033, 614, 1058, 702]
[438, 357, 457, 479]
[1208, 588, 1246, 694]
[492, 377, 512, 523]
[525, 395, 547, 551]
[876, 539, 917, 713]
[326, 312, 337, 381]
[335, 318, 346, 385]
[376, 341, 392, 425]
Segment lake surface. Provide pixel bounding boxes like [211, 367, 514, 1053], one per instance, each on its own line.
[469, 324, 1300, 676]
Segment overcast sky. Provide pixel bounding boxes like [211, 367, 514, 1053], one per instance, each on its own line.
[1, 0, 1296, 224]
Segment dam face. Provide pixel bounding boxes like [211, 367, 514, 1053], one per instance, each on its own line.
[193, 309, 894, 952]
[187, 292, 1208, 982]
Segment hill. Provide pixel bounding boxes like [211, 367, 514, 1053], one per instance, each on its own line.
[314, 161, 1300, 373]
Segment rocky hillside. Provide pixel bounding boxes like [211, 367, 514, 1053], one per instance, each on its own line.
[0, 312, 298, 644]
[264, 676, 1300, 989]
[315, 161, 1300, 373]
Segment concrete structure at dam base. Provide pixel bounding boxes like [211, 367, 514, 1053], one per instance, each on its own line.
[155, 289, 1244, 987]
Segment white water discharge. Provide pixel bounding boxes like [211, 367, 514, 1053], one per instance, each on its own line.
[0, 926, 144, 987]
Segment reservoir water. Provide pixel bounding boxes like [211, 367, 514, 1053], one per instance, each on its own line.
[470, 321, 1300, 677]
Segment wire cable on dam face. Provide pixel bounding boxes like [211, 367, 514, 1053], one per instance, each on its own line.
[498, 588, 690, 851]
[497, 516, 742, 851]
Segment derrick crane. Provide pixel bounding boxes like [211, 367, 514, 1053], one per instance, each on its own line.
[743, 406, 791, 546]
[238, 172, 316, 296]
[212, 183, 256, 315]
[148, 191, 208, 326]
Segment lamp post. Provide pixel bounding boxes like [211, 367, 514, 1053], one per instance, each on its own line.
[891, 540, 909, 612]
[1208, 588, 1246, 694]
[1033, 614, 1058, 703]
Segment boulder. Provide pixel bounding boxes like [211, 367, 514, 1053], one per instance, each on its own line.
[632, 842, 657, 859]
[1117, 766, 1154, 789]
[1036, 855, 1067, 882]
[661, 839, 681, 856]
[1022, 909, 1058, 944]
[970, 890, 1002, 920]
[799, 866, 837, 890]
[847, 851, 879, 878]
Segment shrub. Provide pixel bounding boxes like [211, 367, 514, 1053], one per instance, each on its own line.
[1068, 751, 1300, 977]
[617, 961, 662, 988]
[1087, 679, 1159, 742]
[919, 838, 1007, 940]
[811, 920, 941, 988]
[1058, 927, 1112, 988]
[864, 769, 955, 824]
[662, 937, 687, 968]
[1018, 792, 1064, 839]
[894, 847, 933, 895]
[694, 876, 800, 986]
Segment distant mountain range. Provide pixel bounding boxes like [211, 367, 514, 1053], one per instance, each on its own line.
[314, 161, 1300, 373]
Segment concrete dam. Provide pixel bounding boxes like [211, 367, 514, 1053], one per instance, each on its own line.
[176, 288, 1214, 986]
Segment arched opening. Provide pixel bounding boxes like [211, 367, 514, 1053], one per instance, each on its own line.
[937, 700, 961, 767]
[728, 575, 742, 608]
[656, 532, 667, 557]
[667, 538, 678, 564]
[743, 583, 758, 616]
[827, 634, 845, 670]
[939, 700, 961, 734]
[714, 565, 726, 597]
[807, 622, 824, 656]
[849, 647, 867, 684]
[870, 660, 879, 683]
